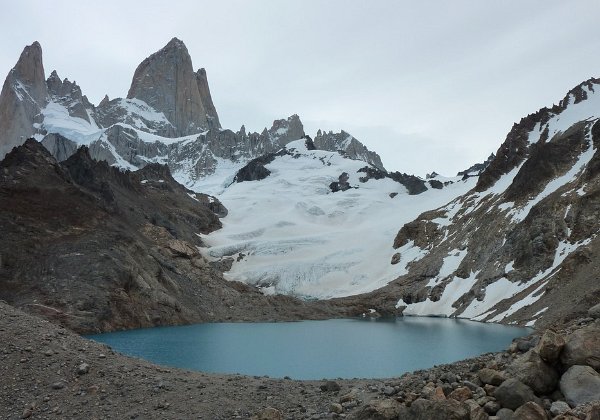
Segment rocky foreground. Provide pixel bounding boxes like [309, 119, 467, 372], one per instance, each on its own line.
[1, 301, 599, 420]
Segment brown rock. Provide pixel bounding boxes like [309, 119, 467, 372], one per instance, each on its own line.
[167, 239, 199, 258]
[512, 401, 548, 420]
[448, 386, 473, 402]
[350, 398, 403, 420]
[561, 323, 600, 370]
[432, 386, 446, 400]
[478, 368, 506, 386]
[536, 330, 565, 363]
[251, 407, 282, 420]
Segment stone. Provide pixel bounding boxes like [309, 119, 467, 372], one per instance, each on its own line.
[383, 386, 397, 396]
[441, 371, 458, 384]
[350, 398, 403, 420]
[495, 408, 514, 420]
[391, 253, 401, 265]
[402, 398, 470, 420]
[464, 399, 489, 420]
[550, 401, 571, 416]
[329, 403, 343, 414]
[494, 378, 536, 410]
[432, 386, 446, 400]
[478, 368, 506, 386]
[560, 323, 600, 370]
[50, 382, 65, 390]
[559, 365, 600, 407]
[320, 381, 341, 392]
[483, 400, 501, 415]
[507, 350, 559, 394]
[536, 330, 565, 363]
[167, 239, 198, 258]
[449, 386, 473, 402]
[513, 402, 548, 420]
[251, 407, 282, 420]
[76, 363, 90, 375]
[589, 303, 600, 319]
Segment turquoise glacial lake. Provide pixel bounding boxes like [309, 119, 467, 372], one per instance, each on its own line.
[87, 317, 529, 379]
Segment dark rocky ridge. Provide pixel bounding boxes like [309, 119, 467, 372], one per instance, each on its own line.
[0, 140, 343, 333]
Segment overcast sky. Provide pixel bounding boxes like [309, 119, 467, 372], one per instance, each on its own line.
[1, 1, 600, 176]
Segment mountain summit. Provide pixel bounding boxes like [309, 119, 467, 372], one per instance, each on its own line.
[127, 37, 220, 134]
[0, 41, 47, 158]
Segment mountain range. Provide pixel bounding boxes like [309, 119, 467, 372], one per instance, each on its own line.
[0, 38, 599, 331]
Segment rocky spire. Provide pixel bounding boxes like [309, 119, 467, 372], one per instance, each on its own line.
[0, 41, 48, 159]
[126, 37, 219, 136]
[195, 68, 220, 129]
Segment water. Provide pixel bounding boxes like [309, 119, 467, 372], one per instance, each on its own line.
[87, 317, 529, 379]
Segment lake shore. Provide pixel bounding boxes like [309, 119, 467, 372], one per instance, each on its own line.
[1, 301, 599, 419]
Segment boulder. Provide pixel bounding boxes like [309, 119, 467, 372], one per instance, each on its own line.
[350, 398, 403, 420]
[478, 368, 506, 386]
[507, 350, 559, 394]
[588, 303, 600, 319]
[494, 378, 537, 410]
[402, 398, 469, 420]
[448, 386, 473, 402]
[536, 330, 565, 363]
[559, 365, 600, 407]
[463, 399, 489, 420]
[320, 381, 341, 392]
[560, 323, 600, 370]
[550, 401, 570, 416]
[251, 407, 282, 420]
[513, 401, 548, 420]
[495, 408, 514, 420]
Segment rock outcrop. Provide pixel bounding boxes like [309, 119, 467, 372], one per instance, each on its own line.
[126, 37, 219, 135]
[0, 42, 47, 159]
[314, 129, 384, 170]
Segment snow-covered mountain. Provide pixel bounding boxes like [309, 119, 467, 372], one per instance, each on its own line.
[0, 39, 383, 183]
[382, 78, 600, 327]
[2, 39, 599, 328]
[200, 138, 474, 298]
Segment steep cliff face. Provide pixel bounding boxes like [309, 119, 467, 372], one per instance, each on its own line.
[0, 42, 47, 159]
[126, 38, 218, 135]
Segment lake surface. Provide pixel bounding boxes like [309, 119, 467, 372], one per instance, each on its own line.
[87, 317, 529, 379]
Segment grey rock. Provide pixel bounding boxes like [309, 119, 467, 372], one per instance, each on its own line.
[401, 398, 470, 420]
[507, 350, 558, 395]
[41, 133, 78, 161]
[512, 401, 548, 420]
[314, 129, 384, 170]
[495, 408, 514, 420]
[559, 365, 600, 408]
[483, 400, 501, 415]
[349, 398, 403, 420]
[478, 368, 506, 386]
[589, 303, 600, 319]
[550, 401, 570, 416]
[76, 362, 90, 375]
[535, 330, 565, 363]
[560, 323, 600, 370]
[494, 378, 536, 410]
[252, 407, 282, 420]
[320, 381, 341, 392]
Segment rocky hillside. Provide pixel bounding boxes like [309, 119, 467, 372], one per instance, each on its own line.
[347, 77, 600, 328]
[0, 140, 343, 333]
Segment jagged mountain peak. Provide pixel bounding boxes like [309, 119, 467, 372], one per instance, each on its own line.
[12, 41, 46, 100]
[126, 38, 220, 135]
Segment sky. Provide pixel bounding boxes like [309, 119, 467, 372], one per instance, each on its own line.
[1, 1, 600, 176]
